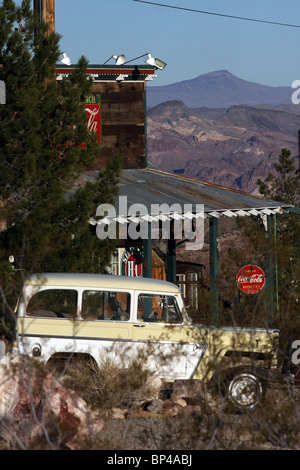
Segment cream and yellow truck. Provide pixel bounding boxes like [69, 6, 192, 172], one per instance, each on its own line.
[15, 273, 280, 411]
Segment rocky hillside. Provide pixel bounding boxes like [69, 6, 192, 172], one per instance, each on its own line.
[147, 100, 300, 193]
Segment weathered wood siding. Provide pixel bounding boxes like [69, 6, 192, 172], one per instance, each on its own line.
[152, 251, 166, 280]
[91, 81, 146, 169]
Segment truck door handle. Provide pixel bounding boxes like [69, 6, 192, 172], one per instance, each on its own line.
[134, 324, 145, 327]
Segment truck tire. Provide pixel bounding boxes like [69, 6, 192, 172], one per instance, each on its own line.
[226, 371, 263, 412]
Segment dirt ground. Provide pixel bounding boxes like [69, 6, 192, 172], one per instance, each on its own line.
[96, 384, 300, 451]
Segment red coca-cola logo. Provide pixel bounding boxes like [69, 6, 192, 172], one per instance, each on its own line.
[236, 265, 265, 294]
[85, 103, 101, 146]
[80, 94, 102, 148]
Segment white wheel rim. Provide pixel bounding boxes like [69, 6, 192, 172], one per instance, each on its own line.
[229, 373, 262, 409]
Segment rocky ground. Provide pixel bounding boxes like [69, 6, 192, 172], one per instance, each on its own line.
[97, 381, 300, 451]
[0, 353, 299, 450]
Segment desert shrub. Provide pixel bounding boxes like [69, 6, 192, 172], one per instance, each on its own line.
[53, 347, 158, 412]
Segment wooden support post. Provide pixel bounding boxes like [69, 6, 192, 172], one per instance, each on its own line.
[167, 221, 176, 283]
[142, 222, 152, 278]
[41, 0, 55, 34]
[265, 214, 274, 323]
[144, 84, 148, 168]
[143, 225, 153, 314]
[209, 217, 219, 324]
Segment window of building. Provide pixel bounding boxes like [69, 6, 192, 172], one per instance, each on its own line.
[188, 273, 198, 310]
[176, 273, 186, 298]
[109, 251, 119, 275]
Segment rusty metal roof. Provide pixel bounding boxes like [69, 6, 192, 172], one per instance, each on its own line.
[118, 168, 286, 212]
[88, 168, 292, 227]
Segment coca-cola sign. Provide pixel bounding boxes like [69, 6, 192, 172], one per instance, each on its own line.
[236, 265, 265, 294]
[83, 93, 101, 147]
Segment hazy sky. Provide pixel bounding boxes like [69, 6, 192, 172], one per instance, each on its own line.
[13, 0, 300, 88]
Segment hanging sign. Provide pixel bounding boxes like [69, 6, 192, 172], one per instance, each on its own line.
[83, 93, 102, 147]
[122, 247, 143, 277]
[236, 265, 265, 294]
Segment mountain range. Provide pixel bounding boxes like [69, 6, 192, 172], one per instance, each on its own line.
[146, 71, 300, 193]
[146, 70, 293, 109]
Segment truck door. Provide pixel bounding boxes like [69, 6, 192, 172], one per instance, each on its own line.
[132, 292, 188, 379]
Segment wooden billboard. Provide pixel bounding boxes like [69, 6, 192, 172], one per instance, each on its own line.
[90, 80, 146, 169]
[56, 64, 155, 170]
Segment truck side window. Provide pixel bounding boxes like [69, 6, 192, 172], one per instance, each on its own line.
[26, 289, 77, 318]
[138, 294, 182, 324]
[81, 290, 130, 321]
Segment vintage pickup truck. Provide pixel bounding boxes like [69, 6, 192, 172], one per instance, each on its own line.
[15, 273, 280, 412]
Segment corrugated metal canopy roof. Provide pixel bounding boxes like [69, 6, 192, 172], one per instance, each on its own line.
[89, 168, 292, 226]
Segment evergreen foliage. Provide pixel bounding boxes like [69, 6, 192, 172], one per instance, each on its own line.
[257, 148, 300, 367]
[218, 148, 299, 334]
[257, 148, 299, 206]
[257, 148, 300, 312]
[0, 0, 122, 335]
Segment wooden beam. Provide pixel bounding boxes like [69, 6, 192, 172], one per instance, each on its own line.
[209, 217, 219, 323]
[142, 223, 152, 278]
[41, 0, 55, 34]
[167, 221, 176, 283]
[265, 214, 274, 322]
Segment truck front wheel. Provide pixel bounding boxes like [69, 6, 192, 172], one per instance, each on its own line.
[227, 371, 263, 412]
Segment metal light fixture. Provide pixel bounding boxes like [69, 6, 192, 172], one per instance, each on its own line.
[124, 53, 167, 70]
[152, 57, 167, 71]
[145, 53, 156, 66]
[60, 52, 71, 66]
[116, 74, 129, 82]
[103, 54, 126, 65]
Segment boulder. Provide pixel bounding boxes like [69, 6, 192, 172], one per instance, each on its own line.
[171, 379, 217, 413]
[145, 398, 165, 414]
[0, 354, 103, 449]
[171, 379, 206, 402]
[107, 408, 127, 420]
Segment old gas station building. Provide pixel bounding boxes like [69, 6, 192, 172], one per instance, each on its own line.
[55, 60, 296, 324]
[33, 0, 297, 323]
